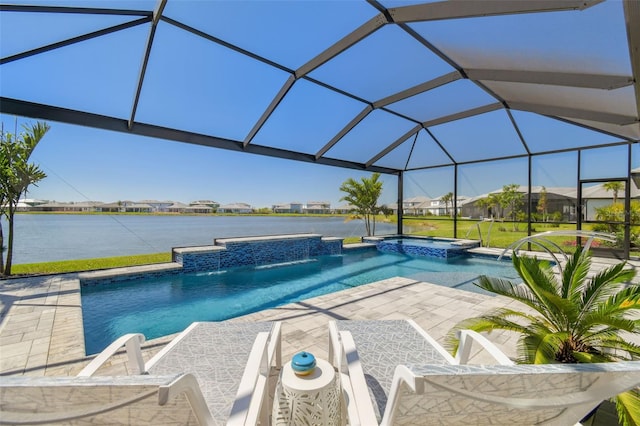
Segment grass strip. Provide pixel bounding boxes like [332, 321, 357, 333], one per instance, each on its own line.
[11, 252, 172, 275]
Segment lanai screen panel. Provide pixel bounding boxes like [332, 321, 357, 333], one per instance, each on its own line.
[0, 0, 637, 173]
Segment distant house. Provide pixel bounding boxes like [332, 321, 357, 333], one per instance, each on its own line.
[137, 200, 173, 212]
[32, 201, 103, 212]
[334, 204, 356, 214]
[190, 200, 220, 210]
[272, 202, 303, 213]
[461, 186, 576, 221]
[581, 183, 639, 221]
[167, 202, 189, 213]
[218, 202, 253, 213]
[185, 204, 214, 214]
[16, 198, 48, 211]
[74, 201, 104, 212]
[427, 195, 469, 216]
[99, 202, 123, 213]
[123, 203, 153, 213]
[304, 201, 331, 214]
[402, 196, 430, 215]
[98, 201, 152, 213]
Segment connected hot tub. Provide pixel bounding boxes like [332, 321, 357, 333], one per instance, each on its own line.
[364, 236, 480, 259]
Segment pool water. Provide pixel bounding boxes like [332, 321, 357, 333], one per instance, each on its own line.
[81, 250, 519, 354]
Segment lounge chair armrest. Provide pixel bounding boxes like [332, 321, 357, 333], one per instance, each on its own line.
[77, 333, 146, 376]
[328, 321, 341, 369]
[268, 321, 282, 369]
[227, 332, 271, 426]
[455, 329, 514, 365]
[159, 373, 215, 426]
[380, 365, 419, 426]
[329, 326, 378, 426]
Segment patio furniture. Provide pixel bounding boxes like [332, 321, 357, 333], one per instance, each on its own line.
[1, 321, 281, 426]
[328, 319, 640, 426]
[328, 319, 512, 424]
[272, 357, 342, 426]
[0, 374, 213, 425]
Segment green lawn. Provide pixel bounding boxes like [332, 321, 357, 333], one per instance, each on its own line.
[11, 252, 172, 275]
[404, 217, 584, 250]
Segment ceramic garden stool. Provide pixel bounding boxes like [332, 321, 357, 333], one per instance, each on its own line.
[272, 353, 343, 425]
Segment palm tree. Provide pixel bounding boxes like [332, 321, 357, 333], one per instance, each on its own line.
[441, 192, 454, 217]
[339, 173, 387, 236]
[0, 121, 49, 276]
[604, 181, 624, 204]
[446, 247, 640, 425]
[487, 193, 501, 219]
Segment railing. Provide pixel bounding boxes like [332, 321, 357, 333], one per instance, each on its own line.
[498, 230, 617, 274]
[465, 218, 495, 248]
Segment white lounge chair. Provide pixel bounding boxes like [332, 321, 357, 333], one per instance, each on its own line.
[329, 319, 640, 426]
[1, 321, 282, 426]
[0, 374, 212, 425]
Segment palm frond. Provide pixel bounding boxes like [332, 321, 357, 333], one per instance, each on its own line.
[444, 309, 543, 354]
[513, 253, 558, 296]
[578, 312, 638, 335]
[511, 254, 578, 326]
[581, 326, 639, 346]
[475, 275, 552, 314]
[600, 285, 640, 315]
[615, 389, 640, 426]
[571, 351, 612, 363]
[581, 263, 637, 313]
[562, 247, 591, 300]
[519, 331, 568, 364]
[594, 336, 640, 360]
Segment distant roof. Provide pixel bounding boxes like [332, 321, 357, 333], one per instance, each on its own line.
[219, 202, 252, 209]
[168, 202, 189, 208]
[1, 1, 637, 174]
[404, 196, 430, 203]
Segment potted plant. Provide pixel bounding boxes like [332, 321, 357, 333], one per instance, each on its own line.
[446, 246, 640, 425]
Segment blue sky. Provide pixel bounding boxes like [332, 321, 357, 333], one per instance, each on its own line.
[1, 114, 400, 208]
[0, 1, 636, 208]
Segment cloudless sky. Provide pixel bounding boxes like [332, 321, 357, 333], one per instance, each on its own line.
[1, 114, 400, 208]
[1, 1, 636, 208]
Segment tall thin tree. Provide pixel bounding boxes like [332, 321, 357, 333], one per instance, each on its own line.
[441, 192, 454, 217]
[603, 181, 624, 204]
[0, 121, 49, 276]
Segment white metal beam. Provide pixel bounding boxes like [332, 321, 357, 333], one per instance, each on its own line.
[624, 0, 640, 121]
[389, 0, 603, 23]
[509, 101, 637, 126]
[423, 103, 503, 128]
[373, 71, 462, 108]
[466, 69, 632, 90]
[315, 106, 373, 160]
[366, 124, 422, 167]
[295, 13, 388, 78]
[128, 0, 166, 130]
[243, 75, 296, 147]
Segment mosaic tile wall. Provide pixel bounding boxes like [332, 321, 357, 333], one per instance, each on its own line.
[373, 239, 468, 259]
[81, 236, 343, 286]
[81, 268, 182, 287]
[177, 236, 343, 273]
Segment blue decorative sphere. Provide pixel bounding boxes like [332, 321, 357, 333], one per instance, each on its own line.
[291, 351, 317, 375]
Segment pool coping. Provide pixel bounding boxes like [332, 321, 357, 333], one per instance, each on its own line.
[1, 248, 637, 377]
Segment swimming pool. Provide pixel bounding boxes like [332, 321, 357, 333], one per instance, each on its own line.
[81, 249, 518, 354]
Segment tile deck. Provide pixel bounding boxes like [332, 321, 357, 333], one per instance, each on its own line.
[1, 249, 638, 378]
